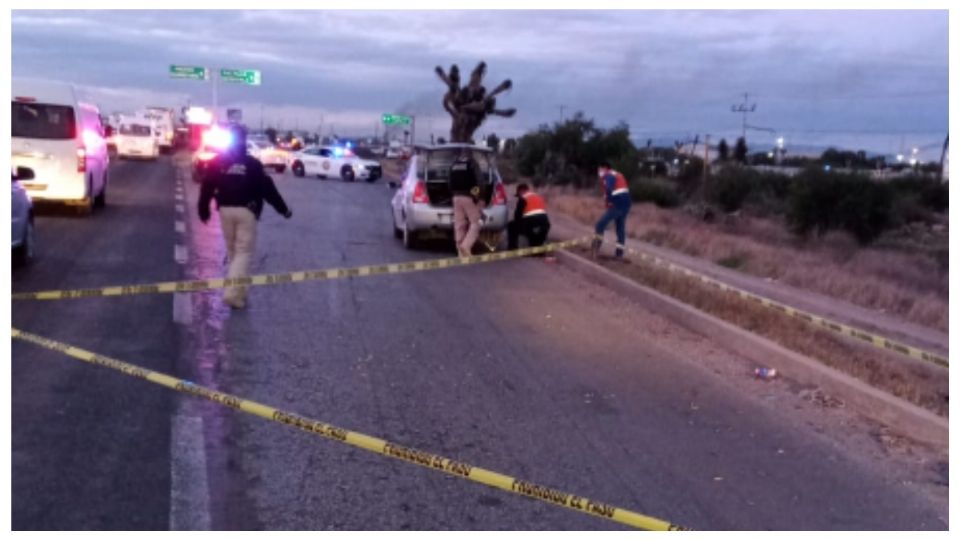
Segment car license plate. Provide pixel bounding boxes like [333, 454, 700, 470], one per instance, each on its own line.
[438, 212, 453, 224]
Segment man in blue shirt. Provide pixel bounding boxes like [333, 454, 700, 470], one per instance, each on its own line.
[592, 161, 632, 261]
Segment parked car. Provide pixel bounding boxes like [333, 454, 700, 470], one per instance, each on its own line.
[389, 144, 508, 250]
[288, 145, 381, 182]
[12, 166, 36, 266]
[246, 139, 287, 173]
[115, 119, 160, 160]
[12, 78, 109, 215]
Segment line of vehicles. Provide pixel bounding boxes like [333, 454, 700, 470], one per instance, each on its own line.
[12, 77, 513, 266]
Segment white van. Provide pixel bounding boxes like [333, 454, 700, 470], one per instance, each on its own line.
[12, 78, 110, 214]
[144, 107, 176, 152]
[115, 114, 159, 160]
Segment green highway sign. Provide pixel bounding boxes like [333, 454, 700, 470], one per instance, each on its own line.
[169, 65, 208, 80]
[220, 68, 262, 86]
[381, 113, 412, 125]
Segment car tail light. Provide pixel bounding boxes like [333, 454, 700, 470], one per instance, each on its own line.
[76, 148, 87, 173]
[492, 182, 507, 205]
[412, 180, 429, 204]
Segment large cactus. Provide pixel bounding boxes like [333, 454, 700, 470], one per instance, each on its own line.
[435, 61, 515, 143]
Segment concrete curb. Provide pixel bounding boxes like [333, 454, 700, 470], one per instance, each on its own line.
[556, 249, 948, 448]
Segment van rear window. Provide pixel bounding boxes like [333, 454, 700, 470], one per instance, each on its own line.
[119, 124, 152, 136]
[12, 102, 76, 140]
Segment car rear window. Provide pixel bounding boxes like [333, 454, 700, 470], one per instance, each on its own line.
[120, 124, 152, 136]
[12, 102, 76, 140]
[425, 149, 495, 182]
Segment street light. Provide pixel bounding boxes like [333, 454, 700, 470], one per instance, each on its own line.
[776, 137, 784, 149]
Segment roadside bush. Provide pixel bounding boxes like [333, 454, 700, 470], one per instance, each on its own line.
[630, 178, 681, 208]
[787, 168, 893, 245]
[890, 176, 948, 214]
[706, 166, 755, 212]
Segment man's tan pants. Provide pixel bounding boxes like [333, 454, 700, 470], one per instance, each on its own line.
[453, 195, 482, 257]
[219, 206, 258, 307]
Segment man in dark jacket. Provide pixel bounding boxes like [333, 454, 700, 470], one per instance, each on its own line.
[198, 124, 292, 309]
[449, 148, 484, 257]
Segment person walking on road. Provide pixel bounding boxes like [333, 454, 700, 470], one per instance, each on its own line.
[198, 124, 292, 309]
[507, 183, 551, 254]
[591, 161, 632, 261]
[450, 148, 485, 257]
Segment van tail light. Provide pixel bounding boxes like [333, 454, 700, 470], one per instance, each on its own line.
[76, 148, 87, 173]
[412, 180, 429, 204]
[492, 182, 507, 205]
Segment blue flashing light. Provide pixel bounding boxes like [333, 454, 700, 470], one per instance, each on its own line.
[334, 147, 344, 157]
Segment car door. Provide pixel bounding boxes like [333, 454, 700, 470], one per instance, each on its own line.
[301, 148, 319, 175]
[318, 148, 335, 176]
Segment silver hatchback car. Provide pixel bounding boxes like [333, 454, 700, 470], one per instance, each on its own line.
[389, 144, 508, 251]
[12, 166, 36, 266]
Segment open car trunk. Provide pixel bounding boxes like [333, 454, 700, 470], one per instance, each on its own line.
[422, 148, 497, 207]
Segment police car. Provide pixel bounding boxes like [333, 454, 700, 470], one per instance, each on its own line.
[288, 145, 382, 182]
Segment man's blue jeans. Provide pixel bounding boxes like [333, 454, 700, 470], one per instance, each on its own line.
[594, 203, 630, 257]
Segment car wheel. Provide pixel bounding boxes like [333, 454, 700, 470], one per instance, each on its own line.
[341, 166, 355, 182]
[366, 173, 379, 184]
[274, 164, 286, 174]
[13, 214, 35, 266]
[402, 219, 419, 250]
[292, 161, 305, 177]
[94, 172, 108, 208]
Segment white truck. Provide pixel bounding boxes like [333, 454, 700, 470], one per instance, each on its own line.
[143, 107, 176, 153]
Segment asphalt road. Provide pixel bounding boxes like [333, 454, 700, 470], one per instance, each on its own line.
[11, 156, 948, 530]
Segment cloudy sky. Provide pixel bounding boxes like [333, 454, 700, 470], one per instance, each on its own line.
[11, 10, 949, 157]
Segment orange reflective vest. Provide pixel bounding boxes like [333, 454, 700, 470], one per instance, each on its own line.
[610, 170, 630, 197]
[521, 191, 547, 217]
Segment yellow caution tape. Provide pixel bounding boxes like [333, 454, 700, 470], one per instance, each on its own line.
[11, 238, 588, 301]
[615, 245, 948, 369]
[11, 327, 689, 531]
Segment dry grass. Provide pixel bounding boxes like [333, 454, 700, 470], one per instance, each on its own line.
[575, 247, 948, 416]
[547, 187, 948, 333]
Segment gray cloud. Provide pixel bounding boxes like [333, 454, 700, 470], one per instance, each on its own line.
[12, 9, 948, 154]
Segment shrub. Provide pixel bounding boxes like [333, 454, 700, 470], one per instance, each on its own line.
[890, 176, 948, 214]
[787, 168, 893, 245]
[630, 178, 681, 208]
[706, 166, 755, 212]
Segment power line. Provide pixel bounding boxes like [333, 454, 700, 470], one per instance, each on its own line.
[731, 92, 757, 140]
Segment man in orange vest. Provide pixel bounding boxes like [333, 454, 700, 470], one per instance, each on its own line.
[508, 183, 551, 251]
[592, 161, 632, 261]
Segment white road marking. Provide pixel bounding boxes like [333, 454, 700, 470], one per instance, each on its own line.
[175, 244, 188, 264]
[175, 221, 186, 233]
[175, 192, 184, 201]
[169, 406, 211, 530]
[172, 292, 193, 325]
[175, 203, 185, 214]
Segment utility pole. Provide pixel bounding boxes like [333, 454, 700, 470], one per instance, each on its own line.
[939, 134, 949, 183]
[558, 104, 566, 123]
[702, 134, 710, 197]
[731, 92, 757, 140]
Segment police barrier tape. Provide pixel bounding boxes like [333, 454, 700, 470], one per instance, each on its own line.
[11, 238, 588, 301]
[605, 244, 948, 369]
[11, 328, 688, 531]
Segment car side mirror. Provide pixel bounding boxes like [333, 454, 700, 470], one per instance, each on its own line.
[14, 166, 35, 181]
